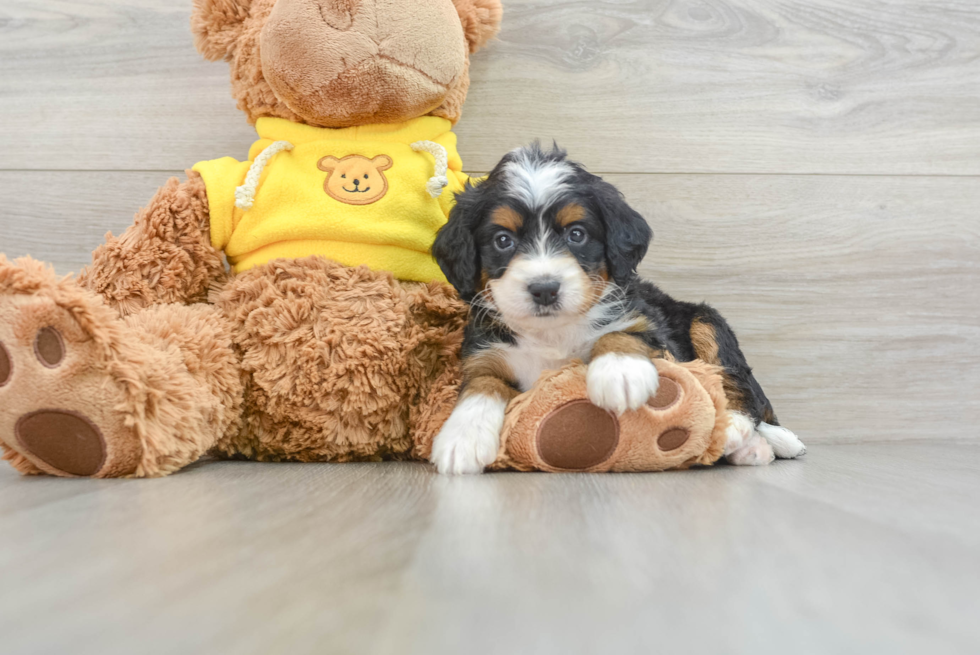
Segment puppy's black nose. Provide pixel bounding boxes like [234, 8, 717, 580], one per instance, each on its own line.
[528, 280, 561, 306]
[353, 178, 360, 186]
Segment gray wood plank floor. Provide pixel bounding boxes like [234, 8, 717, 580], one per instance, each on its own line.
[0, 442, 977, 655]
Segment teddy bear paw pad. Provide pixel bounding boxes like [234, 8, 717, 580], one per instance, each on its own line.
[536, 400, 620, 471]
[656, 428, 690, 451]
[16, 409, 106, 476]
[647, 376, 680, 410]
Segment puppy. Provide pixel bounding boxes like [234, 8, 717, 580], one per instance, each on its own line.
[430, 144, 805, 474]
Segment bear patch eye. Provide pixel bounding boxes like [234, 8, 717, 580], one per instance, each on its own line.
[364, 174, 369, 179]
[566, 227, 588, 245]
[493, 232, 515, 252]
[341, 174, 346, 179]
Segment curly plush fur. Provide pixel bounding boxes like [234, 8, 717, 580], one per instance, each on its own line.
[0, 251, 465, 477]
[0, 0, 494, 478]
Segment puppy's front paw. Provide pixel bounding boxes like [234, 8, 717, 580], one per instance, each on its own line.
[430, 395, 507, 475]
[587, 353, 660, 415]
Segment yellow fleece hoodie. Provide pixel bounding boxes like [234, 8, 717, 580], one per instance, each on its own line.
[192, 116, 468, 283]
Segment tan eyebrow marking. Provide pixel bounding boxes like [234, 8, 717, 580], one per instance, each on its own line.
[556, 203, 586, 227]
[490, 206, 522, 231]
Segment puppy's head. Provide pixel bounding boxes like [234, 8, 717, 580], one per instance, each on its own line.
[433, 143, 652, 328]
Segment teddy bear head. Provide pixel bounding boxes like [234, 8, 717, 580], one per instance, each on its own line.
[191, 0, 502, 128]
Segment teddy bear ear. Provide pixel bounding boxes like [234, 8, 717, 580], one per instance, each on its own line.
[191, 0, 254, 61]
[452, 0, 503, 54]
[317, 156, 340, 172]
[371, 155, 393, 172]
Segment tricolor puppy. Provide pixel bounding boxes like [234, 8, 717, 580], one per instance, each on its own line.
[430, 144, 805, 475]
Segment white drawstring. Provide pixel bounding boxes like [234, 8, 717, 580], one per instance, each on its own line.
[411, 140, 449, 198]
[235, 140, 294, 210]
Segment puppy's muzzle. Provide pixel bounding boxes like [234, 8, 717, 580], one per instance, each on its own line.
[528, 279, 561, 307]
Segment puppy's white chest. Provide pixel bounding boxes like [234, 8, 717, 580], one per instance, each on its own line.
[499, 338, 591, 392]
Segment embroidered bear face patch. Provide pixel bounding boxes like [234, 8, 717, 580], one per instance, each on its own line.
[317, 154, 392, 205]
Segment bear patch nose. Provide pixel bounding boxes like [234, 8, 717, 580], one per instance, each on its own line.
[528, 280, 561, 306]
[352, 178, 360, 186]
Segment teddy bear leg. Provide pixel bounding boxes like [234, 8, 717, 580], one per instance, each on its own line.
[77, 170, 226, 317]
[0, 256, 242, 477]
[210, 257, 463, 463]
[495, 360, 731, 473]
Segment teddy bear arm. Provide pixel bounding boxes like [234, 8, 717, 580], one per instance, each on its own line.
[78, 170, 227, 317]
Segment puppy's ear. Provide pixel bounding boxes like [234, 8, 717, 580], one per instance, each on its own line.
[191, 0, 253, 61]
[592, 177, 652, 286]
[433, 182, 483, 302]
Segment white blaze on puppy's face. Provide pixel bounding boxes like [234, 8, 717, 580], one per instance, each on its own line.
[502, 148, 574, 213]
[488, 244, 590, 329]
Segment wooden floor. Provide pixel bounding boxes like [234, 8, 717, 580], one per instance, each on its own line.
[0, 442, 976, 654]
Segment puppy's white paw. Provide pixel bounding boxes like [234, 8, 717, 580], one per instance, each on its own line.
[430, 394, 506, 475]
[756, 422, 806, 459]
[724, 411, 775, 466]
[587, 353, 660, 415]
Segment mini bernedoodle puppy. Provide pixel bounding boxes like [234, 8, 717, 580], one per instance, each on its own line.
[430, 144, 806, 475]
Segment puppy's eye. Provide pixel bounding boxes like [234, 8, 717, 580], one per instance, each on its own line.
[493, 232, 515, 252]
[364, 174, 369, 179]
[341, 174, 346, 179]
[566, 227, 588, 245]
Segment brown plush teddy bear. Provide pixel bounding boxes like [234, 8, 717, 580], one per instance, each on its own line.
[0, 0, 735, 478]
[0, 0, 503, 477]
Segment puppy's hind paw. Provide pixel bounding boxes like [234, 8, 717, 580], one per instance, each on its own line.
[757, 422, 806, 459]
[726, 434, 775, 466]
[723, 412, 774, 466]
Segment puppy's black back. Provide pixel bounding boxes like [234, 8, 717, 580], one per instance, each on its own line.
[632, 279, 780, 426]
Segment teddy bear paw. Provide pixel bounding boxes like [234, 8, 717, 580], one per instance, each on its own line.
[0, 273, 143, 477]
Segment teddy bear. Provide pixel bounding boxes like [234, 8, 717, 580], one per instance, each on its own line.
[0, 0, 735, 478]
[0, 0, 503, 478]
